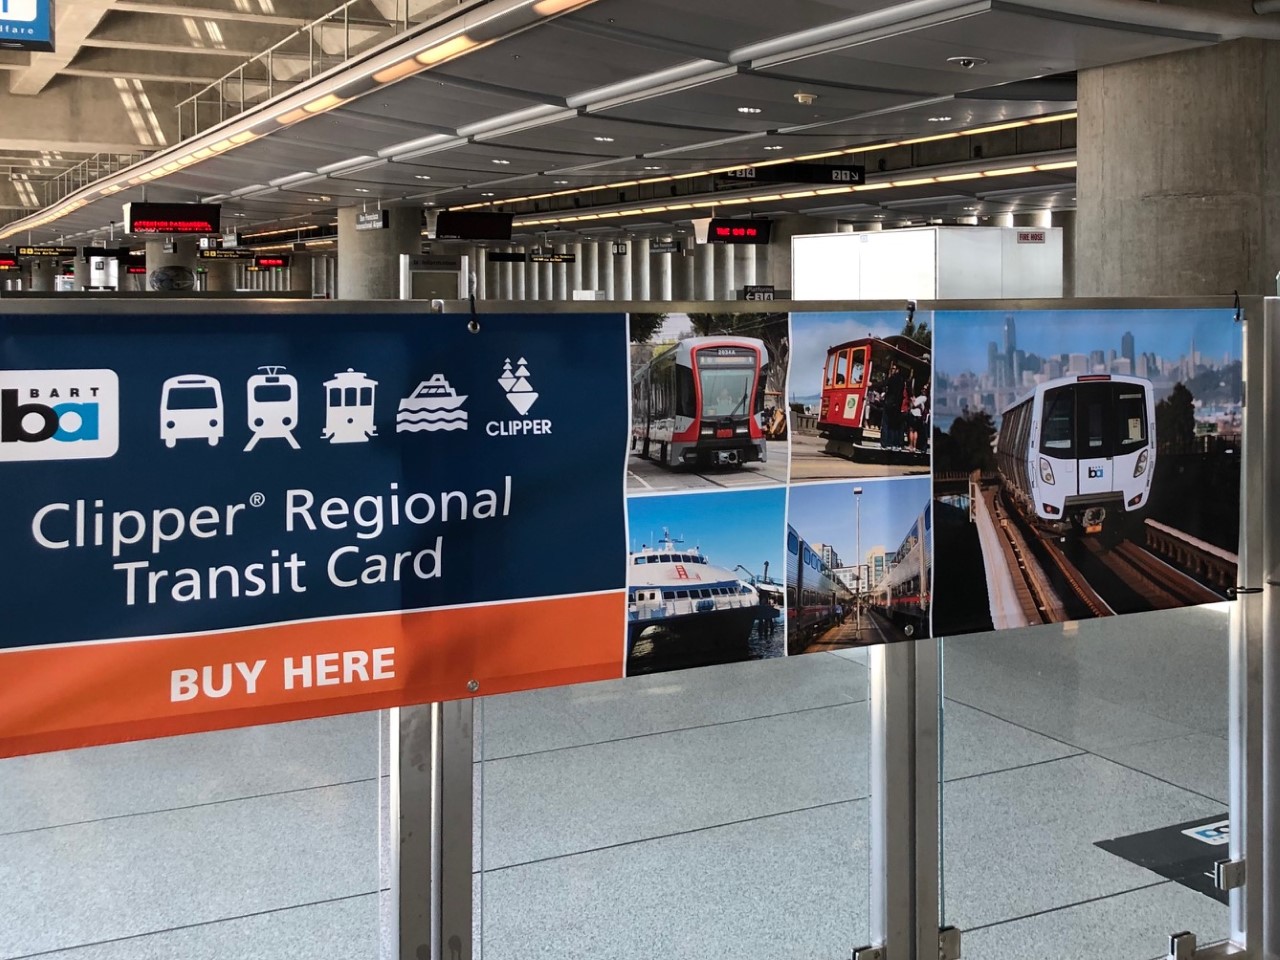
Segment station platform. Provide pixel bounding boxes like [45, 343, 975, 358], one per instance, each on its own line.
[0, 605, 1230, 960]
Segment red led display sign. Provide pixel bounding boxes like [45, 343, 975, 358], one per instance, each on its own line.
[123, 202, 221, 235]
[125, 265, 148, 275]
[253, 256, 289, 269]
[707, 218, 772, 245]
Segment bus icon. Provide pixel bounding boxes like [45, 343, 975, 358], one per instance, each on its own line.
[160, 375, 224, 447]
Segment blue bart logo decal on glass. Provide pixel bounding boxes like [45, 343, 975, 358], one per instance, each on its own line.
[0, 370, 119, 461]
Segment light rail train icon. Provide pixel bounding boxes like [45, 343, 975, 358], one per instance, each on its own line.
[244, 366, 300, 451]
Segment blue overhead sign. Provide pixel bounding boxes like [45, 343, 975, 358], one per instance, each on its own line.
[0, 0, 54, 52]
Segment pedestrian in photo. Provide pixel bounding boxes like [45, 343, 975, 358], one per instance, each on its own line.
[881, 362, 903, 449]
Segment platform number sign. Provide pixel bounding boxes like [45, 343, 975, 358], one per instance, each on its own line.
[0, 0, 54, 51]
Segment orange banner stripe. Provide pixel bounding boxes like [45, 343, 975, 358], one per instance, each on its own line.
[0, 591, 626, 758]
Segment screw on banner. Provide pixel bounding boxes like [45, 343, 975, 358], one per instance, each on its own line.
[467, 680, 479, 692]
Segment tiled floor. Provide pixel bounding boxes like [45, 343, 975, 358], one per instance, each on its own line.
[0, 605, 1233, 960]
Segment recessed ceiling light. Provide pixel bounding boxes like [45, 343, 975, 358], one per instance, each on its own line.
[233, 212, 246, 217]
[927, 116, 952, 122]
[593, 136, 615, 142]
[643, 165, 662, 170]
[306, 196, 330, 202]
[763, 145, 784, 151]
[354, 187, 371, 193]
[413, 174, 432, 180]
[553, 180, 569, 184]
[873, 215, 885, 219]
[946, 56, 988, 68]
[737, 106, 762, 114]
[492, 159, 511, 165]
[481, 192, 495, 197]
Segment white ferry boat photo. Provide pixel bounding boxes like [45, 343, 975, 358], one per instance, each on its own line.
[626, 531, 774, 674]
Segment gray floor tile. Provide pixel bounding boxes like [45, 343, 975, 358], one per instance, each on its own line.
[479, 653, 867, 760]
[942, 606, 1230, 750]
[1095, 733, 1229, 804]
[942, 754, 1224, 930]
[0, 712, 379, 835]
[942, 701, 1083, 782]
[21, 894, 379, 960]
[481, 701, 870, 869]
[480, 799, 870, 960]
[0, 781, 379, 958]
[959, 882, 1229, 960]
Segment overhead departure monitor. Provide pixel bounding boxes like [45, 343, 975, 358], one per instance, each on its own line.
[707, 218, 772, 244]
[254, 256, 290, 268]
[434, 210, 513, 241]
[124, 202, 221, 235]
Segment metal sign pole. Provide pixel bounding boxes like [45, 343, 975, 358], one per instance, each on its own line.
[1261, 298, 1280, 960]
[390, 701, 474, 960]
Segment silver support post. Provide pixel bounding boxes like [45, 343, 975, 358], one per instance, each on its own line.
[1261, 297, 1280, 960]
[867, 642, 916, 958]
[390, 701, 474, 960]
[1231, 301, 1267, 952]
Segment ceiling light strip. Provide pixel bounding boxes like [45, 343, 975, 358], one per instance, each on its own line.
[448, 112, 1078, 212]
[508, 159, 1076, 227]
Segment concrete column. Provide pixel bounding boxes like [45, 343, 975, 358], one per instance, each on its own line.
[539, 254, 554, 301]
[512, 249, 526, 300]
[1077, 24, 1280, 296]
[597, 242, 613, 298]
[525, 254, 540, 301]
[674, 248, 695, 301]
[289, 254, 313, 296]
[614, 241, 632, 299]
[72, 256, 90, 291]
[651, 246, 673, 301]
[763, 214, 839, 293]
[715, 243, 735, 301]
[1052, 209, 1076, 299]
[582, 241, 599, 294]
[733, 243, 756, 293]
[694, 243, 715, 300]
[336, 205, 420, 300]
[204, 259, 237, 292]
[28, 260, 53, 291]
[629, 238, 650, 300]
[569, 242, 584, 297]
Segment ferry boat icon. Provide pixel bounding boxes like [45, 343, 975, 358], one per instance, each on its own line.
[397, 374, 468, 432]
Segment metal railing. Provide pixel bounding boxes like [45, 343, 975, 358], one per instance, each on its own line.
[174, 0, 466, 141]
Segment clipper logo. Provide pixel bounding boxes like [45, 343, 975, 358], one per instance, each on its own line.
[0, 370, 119, 461]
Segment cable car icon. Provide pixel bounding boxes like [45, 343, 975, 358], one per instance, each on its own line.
[323, 368, 378, 444]
[160, 375, 224, 448]
[245, 365, 300, 451]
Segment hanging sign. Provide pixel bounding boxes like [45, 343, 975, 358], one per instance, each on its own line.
[253, 255, 290, 269]
[612, 241, 628, 256]
[717, 162, 865, 187]
[197, 249, 250, 260]
[742, 285, 776, 301]
[650, 240, 683, 254]
[124, 202, 221, 235]
[707, 218, 772, 244]
[355, 210, 390, 232]
[18, 245, 76, 258]
[529, 252, 575, 263]
[487, 251, 526, 263]
[0, 0, 54, 52]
